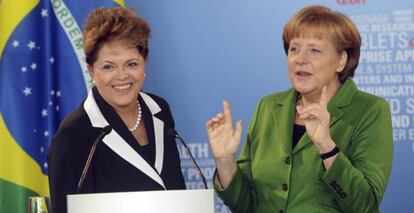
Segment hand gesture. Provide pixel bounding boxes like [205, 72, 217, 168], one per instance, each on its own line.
[205, 100, 242, 160]
[296, 87, 333, 152]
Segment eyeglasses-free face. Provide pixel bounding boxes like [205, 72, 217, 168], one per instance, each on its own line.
[287, 37, 347, 100]
[89, 40, 146, 111]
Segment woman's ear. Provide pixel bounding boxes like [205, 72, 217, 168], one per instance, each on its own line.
[87, 64, 96, 85]
[336, 51, 348, 73]
[87, 64, 94, 77]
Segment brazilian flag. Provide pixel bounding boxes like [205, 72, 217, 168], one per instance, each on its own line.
[0, 0, 125, 212]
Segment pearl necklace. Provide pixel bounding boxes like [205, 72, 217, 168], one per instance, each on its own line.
[128, 101, 142, 132]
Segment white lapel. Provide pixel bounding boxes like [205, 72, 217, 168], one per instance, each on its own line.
[139, 92, 164, 175]
[83, 90, 166, 189]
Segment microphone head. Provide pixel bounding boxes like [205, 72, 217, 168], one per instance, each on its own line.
[168, 129, 178, 138]
[102, 126, 112, 135]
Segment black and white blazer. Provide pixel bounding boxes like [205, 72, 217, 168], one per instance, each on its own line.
[48, 87, 185, 213]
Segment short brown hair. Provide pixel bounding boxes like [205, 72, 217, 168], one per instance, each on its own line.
[83, 7, 151, 65]
[282, 5, 361, 81]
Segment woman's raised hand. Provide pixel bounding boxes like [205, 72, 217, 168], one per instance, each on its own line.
[296, 87, 335, 153]
[206, 100, 242, 161]
[206, 100, 242, 188]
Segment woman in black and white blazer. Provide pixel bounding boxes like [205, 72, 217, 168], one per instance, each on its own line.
[48, 7, 185, 213]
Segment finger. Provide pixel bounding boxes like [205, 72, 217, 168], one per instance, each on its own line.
[320, 86, 328, 108]
[233, 120, 243, 146]
[205, 120, 212, 130]
[300, 108, 319, 118]
[212, 124, 219, 132]
[298, 112, 312, 119]
[206, 114, 223, 129]
[222, 100, 234, 128]
[205, 120, 215, 134]
[296, 105, 309, 118]
[300, 104, 328, 117]
[296, 105, 304, 113]
[299, 107, 329, 124]
[212, 114, 223, 123]
[217, 113, 225, 124]
[300, 104, 320, 112]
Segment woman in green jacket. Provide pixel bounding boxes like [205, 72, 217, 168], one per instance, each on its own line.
[206, 5, 393, 213]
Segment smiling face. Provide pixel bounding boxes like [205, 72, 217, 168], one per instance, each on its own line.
[89, 40, 145, 111]
[287, 37, 347, 100]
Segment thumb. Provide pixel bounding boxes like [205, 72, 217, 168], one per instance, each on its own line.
[296, 105, 304, 113]
[233, 120, 243, 145]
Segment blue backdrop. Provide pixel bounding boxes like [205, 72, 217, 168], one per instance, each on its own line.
[127, 1, 414, 212]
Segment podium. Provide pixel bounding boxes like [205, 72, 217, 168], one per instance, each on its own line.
[67, 189, 215, 213]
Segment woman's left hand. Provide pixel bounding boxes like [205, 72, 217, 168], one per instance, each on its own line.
[296, 87, 335, 153]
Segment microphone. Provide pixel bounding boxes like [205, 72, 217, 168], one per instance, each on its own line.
[77, 125, 112, 193]
[168, 129, 208, 189]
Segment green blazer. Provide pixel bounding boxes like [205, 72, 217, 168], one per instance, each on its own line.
[216, 78, 393, 213]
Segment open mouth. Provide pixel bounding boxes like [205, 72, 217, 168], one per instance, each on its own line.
[113, 83, 133, 90]
[295, 71, 312, 76]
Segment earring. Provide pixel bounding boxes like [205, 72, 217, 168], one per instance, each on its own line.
[144, 73, 146, 77]
[92, 80, 96, 85]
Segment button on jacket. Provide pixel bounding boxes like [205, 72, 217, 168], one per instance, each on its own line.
[215, 78, 393, 213]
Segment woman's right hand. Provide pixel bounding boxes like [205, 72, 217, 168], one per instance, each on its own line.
[206, 100, 243, 160]
[205, 100, 242, 189]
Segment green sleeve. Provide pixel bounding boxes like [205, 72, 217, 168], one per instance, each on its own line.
[321, 99, 393, 212]
[213, 99, 263, 213]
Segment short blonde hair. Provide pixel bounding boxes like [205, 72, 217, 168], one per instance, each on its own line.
[283, 5, 361, 81]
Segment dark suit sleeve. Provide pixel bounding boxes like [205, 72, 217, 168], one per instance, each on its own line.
[48, 126, 96, 213]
